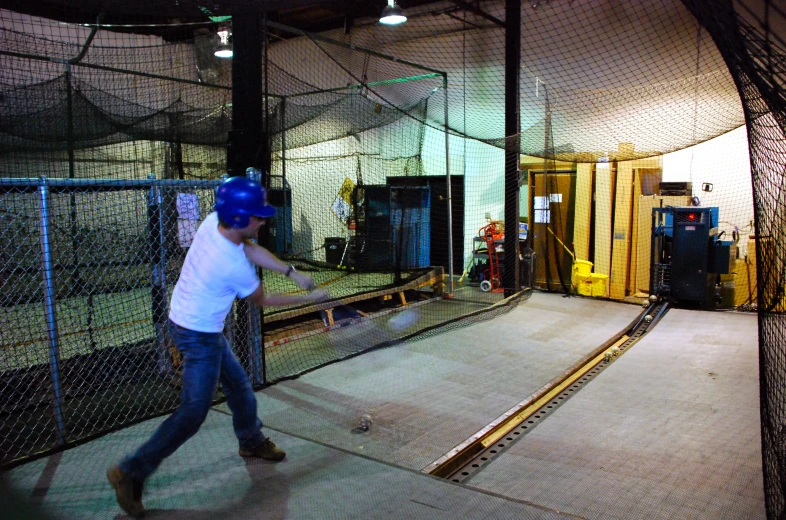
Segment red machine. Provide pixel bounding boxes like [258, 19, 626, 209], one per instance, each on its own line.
[478, 222, 504, 292]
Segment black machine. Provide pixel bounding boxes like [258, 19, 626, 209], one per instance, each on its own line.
[658, 181, 693, 196]
[262, 175, 293, 256]
[350, 184, 431, 272]
[650, 206, 732, 307]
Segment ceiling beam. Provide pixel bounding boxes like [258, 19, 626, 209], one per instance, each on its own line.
[447, 0, 504, 27]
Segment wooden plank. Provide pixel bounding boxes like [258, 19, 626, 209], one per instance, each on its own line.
[627, 168, 643, 296]
[265, 269, 439, 323]
[532, 173, 576, 289]
[520, 156, 575, 172]
[635, 195, 691, 294]
[744, 238, 759, 306]
[733, 257, 756, 306]
[573, 163, 593, 262]
[593, 163, 615, 284]
[610, 161, 634, 299]
[264, 296, 441, 349]
[635, 196, 656, 295]
[629, 156, 662, 169]
[629, 165, 662, 295]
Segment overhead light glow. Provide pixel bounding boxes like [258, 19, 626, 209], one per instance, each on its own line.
[380, 0, 407, 25]
[214, 29, 232, 58]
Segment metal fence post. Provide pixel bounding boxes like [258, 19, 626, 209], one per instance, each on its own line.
[148, 173, 171, 374]
[443, 75, 454, 295]
[246, 168, 265, 386]
[37, 177, 68, 446]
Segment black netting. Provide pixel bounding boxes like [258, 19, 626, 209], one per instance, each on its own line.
[0, 2, 785, 517]
[676, 3, 786, 517]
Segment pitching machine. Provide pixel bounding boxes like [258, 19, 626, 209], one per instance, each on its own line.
[650, 206, 732, 308]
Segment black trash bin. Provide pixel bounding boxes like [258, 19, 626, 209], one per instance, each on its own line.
[325, 237, 347, 266]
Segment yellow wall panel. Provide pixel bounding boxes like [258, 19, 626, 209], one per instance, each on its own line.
[574, 163, 593, 262]
[629, 156, 663, 169]
[594, 164, 615, 284]
[610, 162, 634, 299]
[628, 168, 644, 296]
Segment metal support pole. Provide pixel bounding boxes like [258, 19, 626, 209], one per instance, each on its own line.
[229, 6, 263, 380]
[64, 64, 95, 350]
[443, 75, 454, 294]
[650, 208, 663, 298]
[503, 0, 521, 296]
[65, 65, 75, 180]
[38, 178, 68, 446]
[228, 5, 264, 178]
[148, 174, 171, 374]
[280, 98, 290, 254]
[220, 171, 236, 354]
[246, 168, 265, 386]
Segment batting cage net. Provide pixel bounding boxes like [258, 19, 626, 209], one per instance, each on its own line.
[0, 4, 519, 467]
[0, 1, 784, 516]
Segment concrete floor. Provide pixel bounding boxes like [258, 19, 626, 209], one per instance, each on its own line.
[4, 292, 764, 519]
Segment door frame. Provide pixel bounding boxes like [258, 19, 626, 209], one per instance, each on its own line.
[526, 169, 577, 291]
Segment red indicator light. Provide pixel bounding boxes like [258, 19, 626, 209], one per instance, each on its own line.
[687, 213, 696, 221]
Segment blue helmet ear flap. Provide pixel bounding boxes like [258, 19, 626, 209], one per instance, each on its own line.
[227, 214, 251, 229]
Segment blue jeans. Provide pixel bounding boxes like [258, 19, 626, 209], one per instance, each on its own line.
[119, 320, 266, 481]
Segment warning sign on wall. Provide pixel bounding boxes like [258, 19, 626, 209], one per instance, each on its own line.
[331, 177, 355, 225]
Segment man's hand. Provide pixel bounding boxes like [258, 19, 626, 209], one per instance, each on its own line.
[290, 271, 316, 291]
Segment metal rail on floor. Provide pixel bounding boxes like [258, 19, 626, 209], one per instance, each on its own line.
[423, 300, 670, 483]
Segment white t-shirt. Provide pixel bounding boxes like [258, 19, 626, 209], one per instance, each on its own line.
[169, 212, 260, 332]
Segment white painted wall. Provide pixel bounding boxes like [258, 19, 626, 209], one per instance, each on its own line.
[663, 125, 754, 255]
[272, 111, 424, 260]
[291, 0, 744, 157]
[421, 124, 505, 270]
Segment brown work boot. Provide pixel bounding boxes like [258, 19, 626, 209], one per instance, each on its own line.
[107, 465, 145, 518]
[238, 438, 286, 461]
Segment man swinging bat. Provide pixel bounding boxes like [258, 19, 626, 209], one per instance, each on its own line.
[108, 176, 326, 518]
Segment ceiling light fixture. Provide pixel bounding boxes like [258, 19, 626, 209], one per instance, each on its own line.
[214, 28, 232, 58]
[380, 0, 407, 25]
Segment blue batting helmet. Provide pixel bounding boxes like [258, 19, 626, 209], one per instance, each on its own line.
[215, 176, 276, 228]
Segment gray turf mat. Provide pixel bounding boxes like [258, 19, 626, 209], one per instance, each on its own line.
[467, 308, 764, 520]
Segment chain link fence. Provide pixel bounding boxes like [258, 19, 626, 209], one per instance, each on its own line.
[0, 177, 222, 466]
[1, 175, 491, 468]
